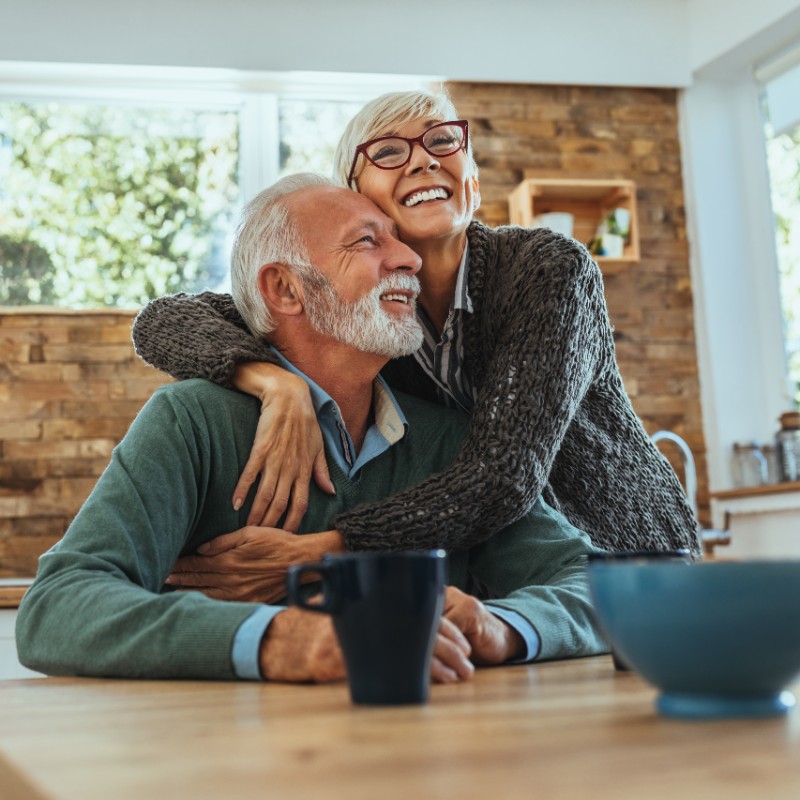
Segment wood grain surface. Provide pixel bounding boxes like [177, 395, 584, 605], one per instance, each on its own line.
[2, 656, 799, 800]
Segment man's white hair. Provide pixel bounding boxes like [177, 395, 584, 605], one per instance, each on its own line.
[332, 89, 479, 190]
[230, 172, 334, 338]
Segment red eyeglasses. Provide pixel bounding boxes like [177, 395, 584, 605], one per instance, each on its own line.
[347, 120, 469, 187]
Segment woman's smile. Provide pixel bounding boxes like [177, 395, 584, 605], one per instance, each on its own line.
[401, 186, 452, 208]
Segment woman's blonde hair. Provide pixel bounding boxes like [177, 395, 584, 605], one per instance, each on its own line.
[332, 89, 478, 189]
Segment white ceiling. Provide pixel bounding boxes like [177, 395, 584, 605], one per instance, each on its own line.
[0, 0, 796, 88]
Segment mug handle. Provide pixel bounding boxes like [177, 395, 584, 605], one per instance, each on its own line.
[286, 562, 338, 614]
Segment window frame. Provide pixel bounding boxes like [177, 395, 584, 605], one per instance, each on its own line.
[0, 61, 434, 307]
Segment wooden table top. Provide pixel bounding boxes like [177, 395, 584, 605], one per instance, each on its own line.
[2, 656, 800, 800]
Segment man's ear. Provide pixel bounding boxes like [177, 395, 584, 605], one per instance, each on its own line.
[257, 264, 304, 318]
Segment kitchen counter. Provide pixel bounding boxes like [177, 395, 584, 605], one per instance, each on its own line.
[0, 579, 40, 680]
[711, 482, 800, 559]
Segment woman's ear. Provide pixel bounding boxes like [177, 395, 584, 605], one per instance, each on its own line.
[470, 175, 481, 213]
[257, 264, 304, 318]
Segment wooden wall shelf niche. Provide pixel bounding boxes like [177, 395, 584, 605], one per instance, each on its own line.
[508, 178, 640, 273]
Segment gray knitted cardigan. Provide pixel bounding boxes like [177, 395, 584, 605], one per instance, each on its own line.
[132, 221, 700, 555]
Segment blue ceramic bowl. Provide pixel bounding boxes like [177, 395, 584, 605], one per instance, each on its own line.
[588, 559, 800, 719]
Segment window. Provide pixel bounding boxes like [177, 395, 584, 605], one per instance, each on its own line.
[0, 64, 428, 309]
[278, 98, 364, 178]
[760, 48, 800, 407]
[0, 101, 239, 308]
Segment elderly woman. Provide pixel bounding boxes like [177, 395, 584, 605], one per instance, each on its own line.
[132, 90, 698, 588]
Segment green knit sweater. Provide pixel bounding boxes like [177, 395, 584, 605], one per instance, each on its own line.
[16, 379, 605, 680]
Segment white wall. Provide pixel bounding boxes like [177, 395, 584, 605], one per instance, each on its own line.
[680, 80, 789, 489]
[681, 5, 800, 490]
[688, 0, 800, 72]
[0, 0, 691, 87]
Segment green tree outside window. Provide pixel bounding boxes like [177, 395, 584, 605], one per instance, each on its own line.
[766, 125, 800, 407]
[0, 102, 239, 309]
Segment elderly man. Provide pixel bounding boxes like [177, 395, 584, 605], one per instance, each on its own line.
[16, 174, 605, 683]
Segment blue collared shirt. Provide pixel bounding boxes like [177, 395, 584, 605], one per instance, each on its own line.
[231, 349, 539, 679]
[271, 347, 408, 479]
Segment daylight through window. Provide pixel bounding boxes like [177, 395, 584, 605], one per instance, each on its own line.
[0, 67, 426, 310]
[761, 50, 800, 406]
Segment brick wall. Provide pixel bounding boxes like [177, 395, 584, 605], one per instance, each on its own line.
[0, 81, 708, 577]
[0, 310, 169, 577]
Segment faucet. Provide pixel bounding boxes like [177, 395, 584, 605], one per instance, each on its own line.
[650, 430, 698, 519]
[650, 430, 730, 554]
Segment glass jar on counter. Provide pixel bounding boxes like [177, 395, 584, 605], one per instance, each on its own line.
[776, 411, 800, 483]
[731, 441, 768, 488]
[761, 443, 779, 484]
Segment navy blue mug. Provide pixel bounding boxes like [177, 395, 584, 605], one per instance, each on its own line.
[286, 550, 447, 705]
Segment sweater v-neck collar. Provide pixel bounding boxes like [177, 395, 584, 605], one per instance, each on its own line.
[326, 457, 365, 504]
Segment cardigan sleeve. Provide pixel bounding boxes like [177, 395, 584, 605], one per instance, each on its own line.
[333, 238, 608, 551]
[131, 291, 279, 388]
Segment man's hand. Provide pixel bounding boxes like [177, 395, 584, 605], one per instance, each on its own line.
[164, 527, 344, 603]
[441, 586, 525, 666]
[431, 616, 475, 683]
[259, 608, 345, 683]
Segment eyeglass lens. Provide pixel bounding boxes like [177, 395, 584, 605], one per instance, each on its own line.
[364, 123, 465, 168]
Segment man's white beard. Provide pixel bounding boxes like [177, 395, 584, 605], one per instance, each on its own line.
[302, 271, 423, 358]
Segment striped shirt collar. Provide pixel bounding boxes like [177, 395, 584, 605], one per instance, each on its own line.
[452, 242, 473, 314]
[412, 242, 476, 413]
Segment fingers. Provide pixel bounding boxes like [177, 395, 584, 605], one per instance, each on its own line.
[431, 644, 474, 682]
[260, 471, 293, 529]
[164, 570, 221, 587]
[443, 589, 514, 666]
[431, 656, 459, 683]
[443, 585, 467, 613]
[168, 556, 207, 574]
[281, 470, 311, 533]
[234, 393, 323, 528]
[172, 585, 237, 601]
[431, 618, 474, 683]
[246, 467, 279, 527]
[439, 615, 472, 654]
[233, 453, 264, 516]
[312, 450, 336, 496]
[442, 589, 483, 640]
[196, 530, 247, 556]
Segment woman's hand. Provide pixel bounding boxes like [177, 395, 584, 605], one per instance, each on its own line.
[164, 528, 345, 604]
[231, 362, 336, 530]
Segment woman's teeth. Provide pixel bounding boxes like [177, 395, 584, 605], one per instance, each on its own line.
[403, 188, 448, 207]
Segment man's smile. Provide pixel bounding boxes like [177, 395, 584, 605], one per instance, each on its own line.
[379, 289, 417, 314]
[380, 292, 412, 303]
